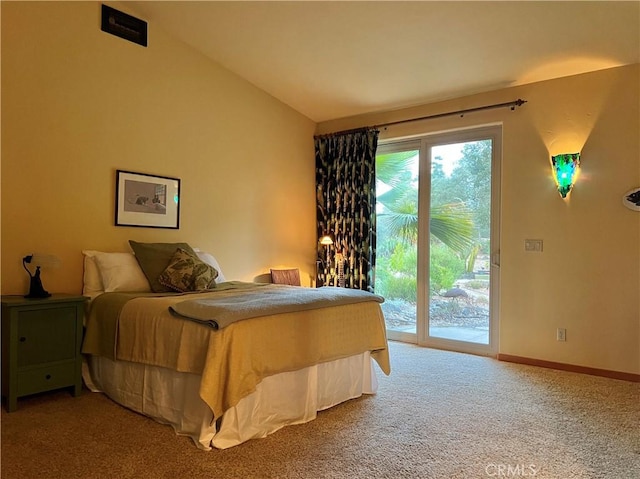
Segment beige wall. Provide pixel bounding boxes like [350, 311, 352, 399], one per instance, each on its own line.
[1, 1, 317, 294]
[3, 2, 638, 375]
[319, 65, 640, 375]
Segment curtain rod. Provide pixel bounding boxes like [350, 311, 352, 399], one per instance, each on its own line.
[316, 98, 527, 138]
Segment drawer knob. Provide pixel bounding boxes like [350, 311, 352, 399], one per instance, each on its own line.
[45, 374, 52, 380]
[19, 337, 26, 342]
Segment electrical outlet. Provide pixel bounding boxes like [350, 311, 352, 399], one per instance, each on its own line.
[557, 328, 566, 341]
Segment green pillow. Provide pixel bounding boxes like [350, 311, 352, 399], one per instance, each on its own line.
[158, 247, 218, 292]
[129, 241, 198, 292]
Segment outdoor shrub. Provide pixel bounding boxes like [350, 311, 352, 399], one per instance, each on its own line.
[467, 280, 489, 290]
[388, 242, 417, 274]
[376, 240, 466, 302]
[374, 242, 417, 302]
[385, 275, 417, 302]
[430, 243, 465, 293]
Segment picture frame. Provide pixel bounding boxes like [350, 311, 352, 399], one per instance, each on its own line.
[623, 187, 640, 212]
[115, 170, 181, 229]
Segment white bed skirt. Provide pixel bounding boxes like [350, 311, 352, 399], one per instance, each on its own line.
[83, 353, 377, 449]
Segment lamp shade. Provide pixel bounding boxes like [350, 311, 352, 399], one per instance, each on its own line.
[319, 235, 334, 246]
[27, 254, 61, 268]
[551, 153, 580, 198]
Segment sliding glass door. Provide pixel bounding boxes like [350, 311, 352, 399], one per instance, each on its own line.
[375, 126, 500, 355]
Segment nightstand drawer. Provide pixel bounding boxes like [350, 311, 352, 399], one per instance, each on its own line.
[17, 307, 77, 367]
[16, 362, 76, 397]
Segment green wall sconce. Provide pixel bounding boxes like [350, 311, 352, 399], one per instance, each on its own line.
[551, 153, 580, 198]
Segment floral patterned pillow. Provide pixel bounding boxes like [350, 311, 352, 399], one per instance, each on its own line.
[158, 247, 218, 292]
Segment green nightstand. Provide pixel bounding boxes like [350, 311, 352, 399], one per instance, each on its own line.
[1, 294, 87, 412]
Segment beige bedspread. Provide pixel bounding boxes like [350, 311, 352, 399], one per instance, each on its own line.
[82, 287, 390, 418]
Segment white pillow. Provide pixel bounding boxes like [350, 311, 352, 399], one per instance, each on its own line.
[194, 249, 226, 283]
[82, 250, 105, 297]
[92, 252, 151, 293]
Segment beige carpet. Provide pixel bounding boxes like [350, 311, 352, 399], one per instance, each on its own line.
[2, 341, 638, 478]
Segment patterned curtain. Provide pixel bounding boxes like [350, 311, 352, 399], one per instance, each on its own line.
[315, 128, 379, 291]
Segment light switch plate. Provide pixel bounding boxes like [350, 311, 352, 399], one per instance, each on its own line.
[524, 239, 543, 252]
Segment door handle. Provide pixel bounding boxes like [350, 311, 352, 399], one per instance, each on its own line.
[491, 251, 500, 267]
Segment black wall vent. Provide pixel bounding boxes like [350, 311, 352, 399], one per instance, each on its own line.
[101, 4, 147, 47]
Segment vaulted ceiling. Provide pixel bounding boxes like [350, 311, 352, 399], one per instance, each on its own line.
[128, 1, 640, 122]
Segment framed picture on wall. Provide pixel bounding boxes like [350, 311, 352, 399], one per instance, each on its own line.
[623, 187, 640, 212]
[115, 170, 181, 229]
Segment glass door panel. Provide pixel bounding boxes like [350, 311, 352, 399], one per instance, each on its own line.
[428, 140, 491, 345]
[375, 146, 420, 340]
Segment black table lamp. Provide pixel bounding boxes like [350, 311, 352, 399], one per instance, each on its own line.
[23, 254, 60, 299]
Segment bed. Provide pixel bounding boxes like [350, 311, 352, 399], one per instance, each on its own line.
[80, 243, 390, 449]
